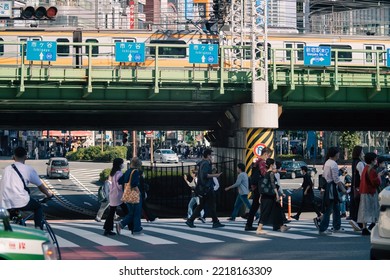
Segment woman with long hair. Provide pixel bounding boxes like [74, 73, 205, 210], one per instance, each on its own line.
[256, 158, 290, 234]
[349, 145, 365, 231]
[103, 158, 128, 236]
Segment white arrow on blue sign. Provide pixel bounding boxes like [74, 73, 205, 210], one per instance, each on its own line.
[26, 41, 57, 62]
[304, 46, 331, 66]
[115, 42, 145, 63]
[189, 44, 219, 64]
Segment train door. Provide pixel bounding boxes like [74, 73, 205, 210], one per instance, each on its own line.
[364, 44, 385, 65]
[284, 42, 305, 63]
[17, 36, 42, 64]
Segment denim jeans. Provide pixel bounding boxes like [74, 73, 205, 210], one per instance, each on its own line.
[319, 199, 341, 232]
[120, 200, 142, 233]
[18, 197, 43, 230]
[187, 196, 204, 218]
[231, 194, 255, 219]
[339, 194, 347, 214]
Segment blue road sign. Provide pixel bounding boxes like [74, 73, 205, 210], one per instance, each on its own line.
[26, 41, 57, 61]
[387, 49, 390, 67]
[189, 44, 219, 64]
[304, 46, 331, 66]
[115, 42, 145, 63]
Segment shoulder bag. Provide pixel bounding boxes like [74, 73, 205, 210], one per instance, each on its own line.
[121, 169, 139, 204]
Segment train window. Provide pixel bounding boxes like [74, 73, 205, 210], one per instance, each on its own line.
[57, 38, 70, 57]
[319, 44, 352, 62]
[234, 42, 271, 60]
[18, 37, 41, 57]
[284, 42, 305, 61]
[85, 39, 99, 57]
[113, 38, 136, 43]
[0, 38, 3, 56]
[365, 44, 384, 63]
[149, 40, 186, 58]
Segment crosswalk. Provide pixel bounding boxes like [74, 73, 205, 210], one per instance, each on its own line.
[48, 218, 362, 248]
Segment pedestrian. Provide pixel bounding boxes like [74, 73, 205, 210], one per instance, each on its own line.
[256, 158, 290, 234]
[339, 167, 351, 218]
[244, 147, 273, 231]
[0, 147, 53, 230]
[317, 147, 347, 235]
[291, 165, 322, 221]
[225, 163, 256, 221]
[185, 148, 224, 229]
[139, 170, 157, 222]
[349, 145, 366, 231]
[183, 169, 204, 221]
[34, 146, 39, 160]
[116, 157, 143, 235]
[95, 186, 110, 222]
[102, 158, 129, 236]
[376, 157, 389, 193]
[357, 152, 382, 236]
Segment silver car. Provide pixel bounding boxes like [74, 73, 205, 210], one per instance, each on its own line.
[46, 157, 70, 179]
[370, 186, 390, 259]
[153, 149, 179, 163]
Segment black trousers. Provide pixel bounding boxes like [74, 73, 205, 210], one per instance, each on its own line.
[296, 195, 322, 217]
[189, 191, 219, 224]
[103, 203, 128, 232]
[259, 197, 284, 231]
[245, 191, 260, 228]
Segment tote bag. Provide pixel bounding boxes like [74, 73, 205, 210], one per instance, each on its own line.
[121, 169, 140, 204]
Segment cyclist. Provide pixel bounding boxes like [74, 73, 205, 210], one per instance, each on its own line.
[0, 146, 53, 230]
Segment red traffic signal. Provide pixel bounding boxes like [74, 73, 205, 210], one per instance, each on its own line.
[20, 6, 58, 20]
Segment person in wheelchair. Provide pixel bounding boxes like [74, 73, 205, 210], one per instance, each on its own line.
[0, 147, 53, 230]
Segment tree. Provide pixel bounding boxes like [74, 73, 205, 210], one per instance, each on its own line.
[339, 131, 361, 160]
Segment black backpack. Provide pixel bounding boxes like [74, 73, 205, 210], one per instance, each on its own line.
[250, 163, 261, 186]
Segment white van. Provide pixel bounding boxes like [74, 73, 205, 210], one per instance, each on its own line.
[370, 186, 390, 259]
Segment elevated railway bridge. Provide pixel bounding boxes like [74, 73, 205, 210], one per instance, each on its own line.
[1, 39, 390, 169]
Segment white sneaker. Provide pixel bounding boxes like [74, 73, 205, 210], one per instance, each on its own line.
[279, 225, 291, 232]
[319, 230, 333, 235]
[349, 220, 362, 231]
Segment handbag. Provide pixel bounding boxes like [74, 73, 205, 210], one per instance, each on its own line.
[121, 169, 140, 204]
[258, 172, 275, 196]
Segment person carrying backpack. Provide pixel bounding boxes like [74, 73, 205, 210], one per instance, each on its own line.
[244, 147, 273, 231]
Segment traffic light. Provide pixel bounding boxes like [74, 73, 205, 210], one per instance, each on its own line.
[122, 131, 128, 144]
[20, 6, 58, 20]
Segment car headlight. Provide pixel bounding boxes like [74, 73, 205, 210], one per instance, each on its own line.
[42, 241, 59, 260]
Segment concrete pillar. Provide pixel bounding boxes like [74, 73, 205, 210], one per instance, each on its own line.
[244, 128, 275, 174]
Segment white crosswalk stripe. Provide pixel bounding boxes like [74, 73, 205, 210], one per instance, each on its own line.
[47, 218, 363, 249]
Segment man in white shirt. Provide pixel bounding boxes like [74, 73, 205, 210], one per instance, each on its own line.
[318, 147, 347, 235]
[0, 147, 53, 229]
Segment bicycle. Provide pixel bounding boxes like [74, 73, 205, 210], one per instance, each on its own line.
[8, 196, 61, 260]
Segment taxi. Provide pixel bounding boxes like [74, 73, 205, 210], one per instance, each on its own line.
[0, 208, 59, 260]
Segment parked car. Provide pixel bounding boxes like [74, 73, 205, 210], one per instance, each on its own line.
[281, 188, 322, 213]
[46, 157, 70, 179]
[370, 186, 390, 260]
[279, 160, 317, 179]
[153, 149, 179, 163]
[0, 208, 58, 260]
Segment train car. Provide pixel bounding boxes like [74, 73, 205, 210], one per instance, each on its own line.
[0, 28, 389, 70]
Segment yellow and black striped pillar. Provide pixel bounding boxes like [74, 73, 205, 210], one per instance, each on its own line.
[245, 128, 274, 175]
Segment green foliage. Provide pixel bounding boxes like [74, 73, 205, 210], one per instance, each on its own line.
[99, 168, 111, 182]
[339, 131, 361, 159]
[66, 145, 127, 162]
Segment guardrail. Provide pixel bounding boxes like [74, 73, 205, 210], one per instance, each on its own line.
[0, 42, 389, 94]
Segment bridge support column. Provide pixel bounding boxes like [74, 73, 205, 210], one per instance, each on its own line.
[241, 81, 279, 173]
